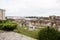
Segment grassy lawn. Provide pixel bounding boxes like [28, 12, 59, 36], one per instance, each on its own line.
[14, 26, 42, 39]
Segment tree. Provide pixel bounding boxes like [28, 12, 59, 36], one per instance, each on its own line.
[38, 27, 60, 40]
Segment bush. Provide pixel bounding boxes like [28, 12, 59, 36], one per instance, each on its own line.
[0, 24, 4, 29]
[0, 20, 6, 23]
[3, 24, 17, 31]
[38, 27, 60, 40]
[0, 20, 17, 31]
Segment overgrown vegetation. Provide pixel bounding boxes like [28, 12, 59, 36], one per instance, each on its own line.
[15, 26, 60, 39]
[14, 26, 41, 39]
[0, 20, 17, 31]
[38, 27, 60, 40]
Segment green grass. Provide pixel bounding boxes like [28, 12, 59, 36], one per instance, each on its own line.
[14, 26, 42, 39]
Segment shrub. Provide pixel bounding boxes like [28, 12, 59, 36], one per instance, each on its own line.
[0, 20, 10, 24]
[38, 27, 60, 40]
[0, 24, 4, 30]
[3, 24, 17, 31]
[0, 20, 17, 31]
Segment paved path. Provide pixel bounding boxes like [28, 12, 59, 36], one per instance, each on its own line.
[0, 32, 36, 40]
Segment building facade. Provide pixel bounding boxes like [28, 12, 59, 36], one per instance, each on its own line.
[0, 9, 5, 20]
[49, 16, 60, 28]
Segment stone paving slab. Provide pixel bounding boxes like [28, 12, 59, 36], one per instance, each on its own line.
[0, 32, 36, 40]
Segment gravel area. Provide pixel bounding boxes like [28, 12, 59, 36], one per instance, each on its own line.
[0, 32, 36, 40]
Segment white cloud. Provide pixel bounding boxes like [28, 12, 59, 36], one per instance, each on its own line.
[0, 0, 60, 16]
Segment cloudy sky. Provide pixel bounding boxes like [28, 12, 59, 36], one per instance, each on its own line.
[0, 0, 60, 17]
